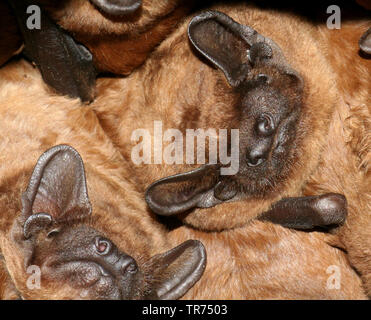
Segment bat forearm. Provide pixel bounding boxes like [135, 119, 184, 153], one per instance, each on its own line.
[258, 193, 348, 230]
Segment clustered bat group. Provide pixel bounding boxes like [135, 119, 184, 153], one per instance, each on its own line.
[0, 0, 369, 300]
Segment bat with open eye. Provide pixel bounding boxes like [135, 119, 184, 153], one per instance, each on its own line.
[90, 3, 370, 295]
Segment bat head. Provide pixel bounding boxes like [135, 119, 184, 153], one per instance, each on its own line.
[146, 10, 304, 216]
[9, 145, 206, 299]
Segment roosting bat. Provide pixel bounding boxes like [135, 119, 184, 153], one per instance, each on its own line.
[0, 61, 206, 299]
[1, 0, 191, 102]
[0, 57, 366, 300]
[90, 3, 370, 296]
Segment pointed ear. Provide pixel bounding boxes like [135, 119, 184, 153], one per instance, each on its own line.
[359, 27, 371, 55]
[145, 165, 233, 216]
[188, 10, 273, 87]
[147, 240, 207, 300]
[90, 0, 142, 16]
[21, 145, 92, 236]
[188, 10, 301, 87]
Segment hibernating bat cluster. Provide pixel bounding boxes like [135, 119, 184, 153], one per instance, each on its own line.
[1, 0, 193, 102]
[90, 2, 371, 297]
[0, 0, 369, 299]
[0, 61, 206, 299]
[0, 46, 366, 301]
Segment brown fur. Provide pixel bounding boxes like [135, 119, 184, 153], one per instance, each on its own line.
[357, 0, 371, 10]
[174, 222, 366, 299]
[91, 4, 345, 230]
[88, 4, 369, 298]
[303, 21, 371, 294]
[0, 255, 19, 299]
[0, 60, 171, 299]
[39, 0, 193, 74]
[0, 59, 367, 299]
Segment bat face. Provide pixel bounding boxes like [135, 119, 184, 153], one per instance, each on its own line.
[28, 224, 141, 299]
[7, 145, 206, 300]
[222, 67, 302, 197]
[146, 10, 304, 216]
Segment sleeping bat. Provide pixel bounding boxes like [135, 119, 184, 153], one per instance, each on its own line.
[1, 0, 190, 102]
[0, 61, 206, 299]
[0, 40, 366, 300]
[142, 10, 349, 230]
[89, 3, 370, 294]
[2, 145, 206, 299]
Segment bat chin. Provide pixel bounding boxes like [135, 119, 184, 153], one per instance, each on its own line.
[235, 172, 280, 197]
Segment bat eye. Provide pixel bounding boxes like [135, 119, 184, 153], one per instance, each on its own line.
[257, 113, 275, 136]
[47, 229, 60, 238]
[95, 237, 111, 255]
[256, 73, 270, 83]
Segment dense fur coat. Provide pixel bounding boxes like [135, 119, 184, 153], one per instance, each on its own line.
[0, 2, 369, 299]
[0, 59, 366, 299]
[0, 0, 191, 75]
[0, 61, 182, 299]
[304, 21, 371, 294]
[39, 0, 192, 74]
[89, 3, 370, 296]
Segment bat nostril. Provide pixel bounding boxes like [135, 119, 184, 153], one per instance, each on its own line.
[246, 149, 266, 167]
[119, 256, 138, 275]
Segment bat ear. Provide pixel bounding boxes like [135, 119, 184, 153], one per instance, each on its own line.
[21, 145, 92, 238]
[188, 10, 301, 87]
[90, 0, 142, 16]
[146, 240, 206, 300]
[359, 27, 371, 55]
[188, 10, 272, 87]
[145, 165, 221, 216]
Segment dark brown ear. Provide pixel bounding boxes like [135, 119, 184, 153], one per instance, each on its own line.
[22, 145, 92, 238]
[359, 27, 371, 55]
[90, 0, 142, 16]
[188, 10, 299, 87]
[7, 0, 96, 103]
[146, 240, 206, 300]
[145, 165, 234, 216]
